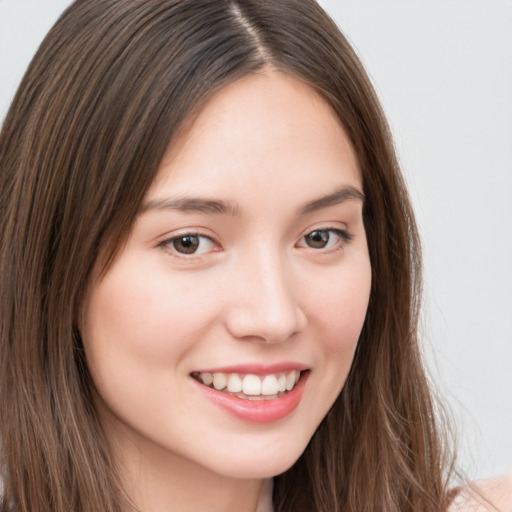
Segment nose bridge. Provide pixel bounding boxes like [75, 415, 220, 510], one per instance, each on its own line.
[225, 244, 305, 343]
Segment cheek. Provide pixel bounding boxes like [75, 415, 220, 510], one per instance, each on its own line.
[84, 264, 212, 360]
[311, 259, 371, 347]
[81, 262, 221, 410]
[307, 256, 371, 396]
[80, 261, 225, 441]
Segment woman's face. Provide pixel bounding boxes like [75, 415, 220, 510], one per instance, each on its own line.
[82, 71, 371, 479]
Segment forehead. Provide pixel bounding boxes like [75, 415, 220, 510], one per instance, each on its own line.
[148, 70, 361, 204]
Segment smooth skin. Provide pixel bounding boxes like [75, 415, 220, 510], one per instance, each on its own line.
[450, 474, 512, 511]
[82, 70, 372, 512]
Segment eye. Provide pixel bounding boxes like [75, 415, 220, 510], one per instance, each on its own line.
[161, 233, 217, 255]
[298, 228, 351, 250]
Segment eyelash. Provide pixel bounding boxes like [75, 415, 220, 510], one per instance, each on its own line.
[159, 232, 218, 257]
[297, 228, 352, 251]
[159, 227, 352, 258]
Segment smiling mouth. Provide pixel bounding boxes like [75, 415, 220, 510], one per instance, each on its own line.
[191, 370, 303, 401]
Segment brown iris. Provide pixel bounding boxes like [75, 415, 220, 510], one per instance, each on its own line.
[304, 230, 329, 248]
[172, 235, 200, 254]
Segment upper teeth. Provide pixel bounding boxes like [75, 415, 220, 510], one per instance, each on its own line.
[197, 370, 301, 396]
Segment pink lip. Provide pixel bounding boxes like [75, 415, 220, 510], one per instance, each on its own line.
[194, 362, 309, 375]
[192, 371, 309, 423]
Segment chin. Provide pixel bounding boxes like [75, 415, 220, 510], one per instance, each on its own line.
[201, 436, 310, 480]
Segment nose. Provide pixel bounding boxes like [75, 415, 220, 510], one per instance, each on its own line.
[224, 250, 307, 344]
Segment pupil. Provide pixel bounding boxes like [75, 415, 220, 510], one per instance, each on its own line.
[307, 230, 328, 248]
[174, 235, 199, 254]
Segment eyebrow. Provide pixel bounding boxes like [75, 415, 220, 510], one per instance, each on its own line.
[298, 186, 365, 215]
[142, 196, 241, 216]
[142, 185, 364, 217]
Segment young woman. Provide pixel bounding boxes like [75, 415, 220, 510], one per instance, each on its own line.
[1, 1, 507, 511]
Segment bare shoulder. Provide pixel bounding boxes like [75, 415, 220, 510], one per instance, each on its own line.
[449, 474, 512, 512]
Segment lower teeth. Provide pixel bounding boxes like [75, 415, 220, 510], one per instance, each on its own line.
[218, 387, 287, 400]
[235, 391, 286, 400]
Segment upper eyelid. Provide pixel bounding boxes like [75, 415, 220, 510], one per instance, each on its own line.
[158, 229, 216, 244]
[300, 225, 351, 238]
[297, 227, 352, 244]
[158, 231, 217, 248]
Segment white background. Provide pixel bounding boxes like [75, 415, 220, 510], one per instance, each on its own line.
[1, 0, 511, 481]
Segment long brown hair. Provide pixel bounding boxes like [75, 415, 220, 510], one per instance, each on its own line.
[0, 1, 455, 510]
